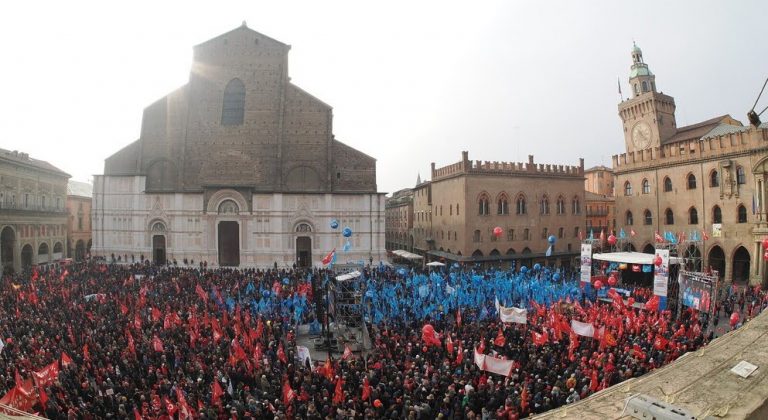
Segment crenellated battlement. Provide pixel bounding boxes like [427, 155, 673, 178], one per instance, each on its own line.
[613, 125, 768, 172]
[431, 151, 584, 181]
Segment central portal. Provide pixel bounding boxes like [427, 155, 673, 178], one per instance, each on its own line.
[152, 235, 166, 265]
[296, 236, 311, 267]
[218, 221, 240, 266]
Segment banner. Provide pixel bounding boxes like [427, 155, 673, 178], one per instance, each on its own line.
[474, 348, 514, 376]
[296, 345, 312, 367]
[580, 244, 592, 284]
[653, 249, 669, 297]
[499, 305, 527, 324]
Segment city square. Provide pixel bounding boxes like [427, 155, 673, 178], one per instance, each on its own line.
[1, 2, 768, 419]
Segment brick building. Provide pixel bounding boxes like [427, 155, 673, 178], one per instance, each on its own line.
[412, 151, 585, 268]
[0, 148, 69, 273]
[585, 191, 615, 236]
[384, 188, 414, 252]
[614, 43, 768, 284]
[93, 24, 385, 267]
[584, 165, 615, 197]
[66, 181, 92, 260]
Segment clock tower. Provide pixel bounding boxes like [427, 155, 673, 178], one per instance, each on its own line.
[618, 43, 677, 154]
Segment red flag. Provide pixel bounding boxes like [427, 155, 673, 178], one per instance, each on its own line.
[333, 376, 344, 405]
[645, 295, 660, 312]
[126, 331, 136, 355]
[162, 396, 178, 416]
[421, 325, 441, 347]
[152, 335, 164, 352]
[282, 379, 296, 405]
[520, 386, 529, 413]
[195, 284, 208, 302]
[653, 335, 668, 350]
[152, 307, 162, 322]
[342, 344, 353, 361]
[38, 384, 48, 410]
[630, 228, 636, 237]
[134, 312, 142, 330]
[578, 229, 584, 241]
[211, 319, 223, 343]
[477, 339, 486, 354]
[445, 336, 454, 355]
[531, 330, 548, 346]
[654, 231, 664, 243]
[31, 360, 60, 388]
[176, 388, 195, 419]
[83, 344, 90, 361]
[456, 308, 462, 327]
[133, 407, 142, 420]
[494, 329, 506, 347]
[361, 376, 371, 401]
[321, 249, 336, 266]
[120, 302, 129, 315]
[455, 344, 464, 365]
[590, 369, 599, 392]
[61, 352, 73, 367]
[599, 229, 606, 243]
[323, 358, 334, 380]
[632, 344, 646, 360]
[702, 229, 709, 241]
[212, 381, 224, 406]
[602, 331, 617, 347]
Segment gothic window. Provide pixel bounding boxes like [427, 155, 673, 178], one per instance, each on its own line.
[624, 182, 632, 196]
[572, 197, 581, 214]
[644, 209, 653, 225]
[473, 229, 481, 242]
[687, 173, 697, 190]
[665, 208, 674, 225]
[507, 229, 514, 241]
[573, 226, 579, 238]
[737, 166, 746, 185]
[221, 78, 245, 126]
[540, 195, 550, 215]
[663, 177, 673, 192]
[737, 205, 747, 223]
[642, 81, 648, 92]
[456, 204, 460, 215]
[218, 199, 240, 215]
[524, 228, 530, 240]
[295, 223, 312, 232]
[710, 170, 719, 187]
[713, 205, 722, 223]
[626, 211, 633, 225]
[558, 227, 564, 239]
[556, 196, 565, 215]
[689, 207, 698, 224]
[541, 227, 548, 239]
[497, 194, 509, 215]
[634, 84, 639, 95]
[642, 179, 650, 194]
[516, 195, 527, 215]
[478, 194, 490, 216]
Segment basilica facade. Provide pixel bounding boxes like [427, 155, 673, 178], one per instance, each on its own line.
[93, 25, 385, 268]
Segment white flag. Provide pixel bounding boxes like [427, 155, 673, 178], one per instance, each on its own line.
[499, 306, 527, 324]
[571, 320, 595, 338]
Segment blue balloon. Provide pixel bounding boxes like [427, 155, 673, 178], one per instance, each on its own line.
[330, 219, 339, 229]
[520, 266, 528, 274]
[548, 235, 556, 245]
[342, 227, 353, 237]
[553, 273, 561, 281]
[533, 263, 542, 271]
[262, 290, 270, 297]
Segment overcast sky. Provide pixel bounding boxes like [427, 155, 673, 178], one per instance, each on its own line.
[2, 0, 766, 194]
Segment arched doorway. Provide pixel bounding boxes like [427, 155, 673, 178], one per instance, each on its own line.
[21, 244, 33, 270]
[75, 240, 86, 261]
[642, 244, 655, 254]
[1, 226, 15, 273]
[708, 246, 725, 279]
[623, 243, 636, 252]
[38, 243, 49, 264]
[295, 223, 313, 268]
[152, 235, 166, 265]
[683, 245, 702, 272]
[732, 246, 751, 284]
[218, 222, 239, 266]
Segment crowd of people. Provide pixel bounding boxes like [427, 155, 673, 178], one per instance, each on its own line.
[0, 261, 765, 419]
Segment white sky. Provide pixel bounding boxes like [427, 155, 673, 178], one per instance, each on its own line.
[1, 0, 766, 194]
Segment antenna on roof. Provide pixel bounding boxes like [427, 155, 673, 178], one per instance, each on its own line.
[747, 76, 768, 126]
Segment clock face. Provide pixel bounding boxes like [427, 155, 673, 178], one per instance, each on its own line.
[632, 122, 652, 150]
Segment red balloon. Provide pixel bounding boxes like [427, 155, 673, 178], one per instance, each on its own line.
[654, 256, 663, 267]
[608, 275, 617, 287]
[730, 312, 740, 327]
[607, 234, 617, 245]
[493, 227, 503, 238]
[593, 280, 603, 289]
[627, 297, 635, 306]
[422, 324, 435, 336]
[762, 238, 768, 250]
[764, 251, 768, 262]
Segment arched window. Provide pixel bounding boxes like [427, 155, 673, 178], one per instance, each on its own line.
[642, 179, 650, 194]
[541, 227, 548, 239]
[478, 194, 490, 216]
[572, 197, 581, 214]
[713, 205, 722, 223]
[558, 227, 564, 238]
[642, 81, 648, 92]
[624, 181, 632, 196]
[516, 195, 527, 215]
[523, 228, 530, 240]
[737, 205, 748, 223]
[540, 195, 550, 215]
[626, 210, 634, 225]
[556, 196, 565, 214]
[687, 174, 697, 189]
[456, 204, 460, 215]
[710, 170, 719, 187]
[689, 207, 698, 224]
[665, 208, 674, 225]
[473, 229, 481, 242]
[643, 209, 652, 225]
[218, 199, 240, 215]
[737, 166, 746, 185]
[449, 204, 453, 216]
[663, 177, 673, 192]
[634, 84, 639, 95]
[497, 195, 509, 215]
[507, 229, 514, 241]
[221, 78, 245, 126]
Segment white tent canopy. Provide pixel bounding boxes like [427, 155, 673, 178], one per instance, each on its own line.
[336, 271, 362, 282]
[392, 249, 424, 260]
[426, 261, 445, 267]
[592, 252, 682, 265]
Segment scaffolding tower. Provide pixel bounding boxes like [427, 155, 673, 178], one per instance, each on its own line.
[330, 270, 370, 352]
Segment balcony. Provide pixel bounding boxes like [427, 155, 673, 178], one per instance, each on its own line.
[586, 209, 609, 217]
